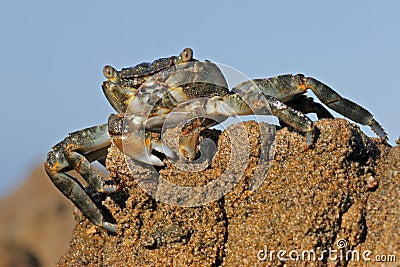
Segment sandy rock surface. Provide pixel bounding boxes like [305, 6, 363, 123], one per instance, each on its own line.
[58, 119, 399, 266]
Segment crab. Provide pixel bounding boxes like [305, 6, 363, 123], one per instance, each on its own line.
[45, 48, 387, 232]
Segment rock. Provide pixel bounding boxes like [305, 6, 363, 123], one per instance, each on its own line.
[0, 166, 75, 267]
[58, 119, 398, 266]
[0, 239, 40, 267]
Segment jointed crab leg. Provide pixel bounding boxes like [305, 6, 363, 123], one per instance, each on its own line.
[178, 90, 317, 160]
[285, 95, 334, 120]
[242, 74, 387, 140]
[304, 76, 387, 139]
[44, 124, 117, 232]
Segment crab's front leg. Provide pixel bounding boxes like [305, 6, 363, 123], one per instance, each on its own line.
[44, 124, 117, 232]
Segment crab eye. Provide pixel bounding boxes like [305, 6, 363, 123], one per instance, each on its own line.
[103, 65, 115, 79]
[181, 48, 193, 62]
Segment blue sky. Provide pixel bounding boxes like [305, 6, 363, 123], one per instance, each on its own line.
[1, 0, 399, 197]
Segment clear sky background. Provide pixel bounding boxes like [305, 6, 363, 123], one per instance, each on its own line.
[1, 1, 399, 198]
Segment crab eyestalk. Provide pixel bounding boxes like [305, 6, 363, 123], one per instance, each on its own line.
[103, 65, 115, 79]
[174, 47, 193, 64]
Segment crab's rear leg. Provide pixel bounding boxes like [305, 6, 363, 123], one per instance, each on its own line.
[286, 95, 334, 120]
[45, 124, 117, 232]
[303, 76, 387, 140]
[244, 75, 387, 140]
[179, 92, 316, 161]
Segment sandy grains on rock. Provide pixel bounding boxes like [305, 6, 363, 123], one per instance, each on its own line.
[58, 119, 398, 267]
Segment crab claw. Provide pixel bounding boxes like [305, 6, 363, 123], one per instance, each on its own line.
[152, 139, 175, 159]
[179, 118, 202, 161]
[113, 131, 174, 166]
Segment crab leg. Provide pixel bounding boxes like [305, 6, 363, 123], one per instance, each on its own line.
[286, 95, 334, 120]
[212, 92, 316, 145]
[223, 89, 314, 127]
[45, 124, 117, 232]
[303, 76, 387, 139]
[244, 74, 387, 140]
[177, 91, 316, 161]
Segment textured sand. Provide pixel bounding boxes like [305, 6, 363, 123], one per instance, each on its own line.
[58, 119, 398, 266]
